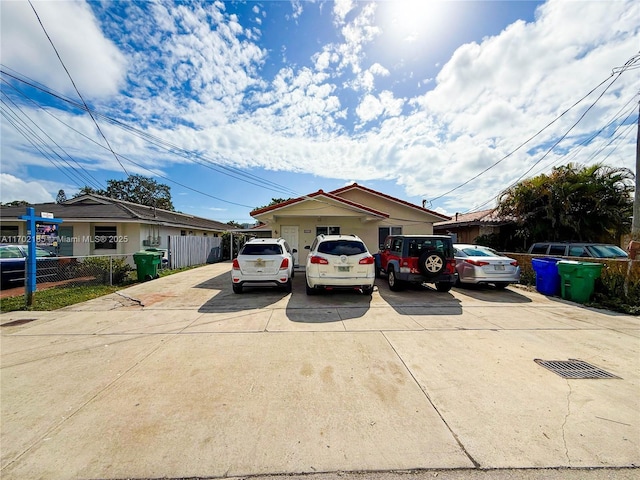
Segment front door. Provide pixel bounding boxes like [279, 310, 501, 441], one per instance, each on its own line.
[281, 226, 299, 266]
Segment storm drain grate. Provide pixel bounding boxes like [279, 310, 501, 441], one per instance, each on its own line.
[534, 358, 621, 379]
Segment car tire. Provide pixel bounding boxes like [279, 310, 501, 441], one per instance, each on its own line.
[418, 251, 445, 277]
[494, 282, 509, 290]
[283, 278, 292, 293]
[435, 281, 453, 292]
[232, 283, 243, 294]
[387, 267, 404, 291]
[306, 281, 317, 295]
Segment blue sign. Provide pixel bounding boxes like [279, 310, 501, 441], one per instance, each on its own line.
[18, 207, 63, 305]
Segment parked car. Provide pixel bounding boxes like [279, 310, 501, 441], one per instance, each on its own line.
[453, 244, 520, 289]
[0, 244, 59, 288]
[231, 238, 296, 293]
[377, 235, 457, 292]
[527, 242, 628, 258]
[304, 234, 375, 295]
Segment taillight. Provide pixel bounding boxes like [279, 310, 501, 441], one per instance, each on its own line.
[464, 259, 489, 267]
[359, 256, 375, 265]
[446, 259, 456, 274]
[232, 259, 240, 270]
[310, 255, 329, 265]
[510, 261, 519, 267]
[280, 258, 289, 269]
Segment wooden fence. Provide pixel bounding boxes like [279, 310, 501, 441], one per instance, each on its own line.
[168, 236, 222, 269]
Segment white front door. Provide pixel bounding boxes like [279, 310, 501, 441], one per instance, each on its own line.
[281, 225, 299, 266]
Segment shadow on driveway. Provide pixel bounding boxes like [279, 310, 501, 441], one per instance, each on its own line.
[375, 274, 463, 316]
[285, 274, 372, 322]
[452, 282, 533, 303]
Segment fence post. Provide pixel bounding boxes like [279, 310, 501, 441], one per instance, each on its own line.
[109, 255, 113, 286]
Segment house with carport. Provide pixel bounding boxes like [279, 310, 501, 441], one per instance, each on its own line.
[250, 183, 451, 266]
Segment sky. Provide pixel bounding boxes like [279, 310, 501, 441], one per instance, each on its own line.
[1, 0, 638, 225]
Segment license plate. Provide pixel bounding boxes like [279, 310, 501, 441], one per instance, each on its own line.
[494, 265, 505, 271]
[338, 266, 350, 272]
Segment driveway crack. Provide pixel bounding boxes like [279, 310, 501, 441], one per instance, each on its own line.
[562, 379, 573, 464]
[381, 332, 480, 468]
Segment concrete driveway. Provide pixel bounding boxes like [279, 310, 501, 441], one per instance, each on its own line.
[1, 262, 638, 480]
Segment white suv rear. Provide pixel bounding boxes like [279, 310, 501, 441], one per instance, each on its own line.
[304, 234, 375, 295]
[231, 238, 295, 293]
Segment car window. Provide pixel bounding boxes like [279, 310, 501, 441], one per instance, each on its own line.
[35, 247, 54, 257]
[317, 240, 367, 256]
[0, 246, 24, 259]
[548, 245, 566, 255]
[530, 244, 548, 254]
[408, 239, 451, 257]
[461, 247, 492, 257]
[240, 243, 283, 255]
[588, 245, 628, 258]
[569, 246, 589, 257]
[391, 238, 403, 253]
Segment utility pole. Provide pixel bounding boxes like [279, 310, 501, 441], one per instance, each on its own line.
[633, 100, 640, 242]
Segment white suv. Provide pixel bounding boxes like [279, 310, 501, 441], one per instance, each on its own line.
[304, 234, 375, 295]
[231, 238, 295, 294]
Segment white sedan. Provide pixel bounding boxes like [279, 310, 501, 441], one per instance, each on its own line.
[453, 244, 520, 289]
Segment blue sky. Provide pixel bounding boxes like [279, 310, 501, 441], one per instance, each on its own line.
[1, 0, 638, 225]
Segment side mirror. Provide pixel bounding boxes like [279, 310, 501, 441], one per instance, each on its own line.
[292, 249, 298, 254]
[379, 244, 384, 250]
[304, 245, 310, 250]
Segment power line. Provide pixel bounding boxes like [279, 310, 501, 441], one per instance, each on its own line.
[27, 0, 130, 178]
[427, 53, 640, 204]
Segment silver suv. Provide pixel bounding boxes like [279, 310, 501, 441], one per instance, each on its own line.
[304, 234, 375, 295]
[231, 238, 296, 293]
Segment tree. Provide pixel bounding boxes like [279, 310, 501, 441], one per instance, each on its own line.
[73, 175, 175, 211]
[226, 221, 244, 229]
[56, 189, 67, 204]
[1, 200, 30, 207]
[255, 198, 293, 210]
[497, 163, 634, 246]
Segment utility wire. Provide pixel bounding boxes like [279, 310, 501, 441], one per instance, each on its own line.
[1, 82, 105, 190]
[427, 52, 640, 204]
[28, 0, 130, 177]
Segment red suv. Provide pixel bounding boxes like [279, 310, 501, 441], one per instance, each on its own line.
[377, 235, 457, 292]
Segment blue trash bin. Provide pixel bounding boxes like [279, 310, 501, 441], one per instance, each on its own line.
[531, 257, 562, 296]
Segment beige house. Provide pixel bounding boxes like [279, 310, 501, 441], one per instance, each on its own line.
[250, 183, 450, 265]
[0, 194, 230, 257]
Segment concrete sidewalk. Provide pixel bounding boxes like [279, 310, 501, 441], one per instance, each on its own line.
[1, 262, 638, 479]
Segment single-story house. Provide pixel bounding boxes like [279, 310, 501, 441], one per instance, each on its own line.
[250, 183, 450, 265]
[433, 208, 517, 248]
[0, 194, 231, 257]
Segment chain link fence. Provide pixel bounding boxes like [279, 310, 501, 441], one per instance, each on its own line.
[0, 253, 136, 296]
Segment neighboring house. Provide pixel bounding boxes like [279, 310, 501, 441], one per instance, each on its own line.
[250, 183, 450, 265]
[0, 194, 230, 257]
[433, 208, 516, 248]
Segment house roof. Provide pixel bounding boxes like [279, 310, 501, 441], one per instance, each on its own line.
[0, 194, 231, 231]
[329, 183, 450, 221]
[250, 188, 390, 219]
[433, 208, 508, 228]
[250, 183, 450, 221]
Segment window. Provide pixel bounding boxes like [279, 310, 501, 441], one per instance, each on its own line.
[548, 245, 567, 256]
[317, 240, 366, 256]
[392, 238, 403, 253]
[316, 226, 340, 235]
[240, 243, 283, 255]
[94, 226, 117, 249]
[530, 244, 549, 254]
[0, 246, 23, 258]
[181, 230, 186, 236]
[0, 225, 19, 243]
[378, 226, 402, 248]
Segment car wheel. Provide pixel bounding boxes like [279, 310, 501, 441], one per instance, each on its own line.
[283, 278, 292, 293]
[387, 268, 404, 291]
[494, 282, 509, 290]
[232, 283, 243, 294]
[418, 251, 445, 277]
[435, 281, 453, 292]
[362, 285, 373, 295]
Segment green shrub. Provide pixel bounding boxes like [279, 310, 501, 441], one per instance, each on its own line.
[80, 257, 134, 285]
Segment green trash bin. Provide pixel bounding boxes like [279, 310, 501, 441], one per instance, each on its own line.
[556, 260, 604, 304]
[133, 249, 162, 281]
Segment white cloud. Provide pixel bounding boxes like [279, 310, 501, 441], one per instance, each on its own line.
[0, 174, 55, 204]
[0, 0, 127, 98]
